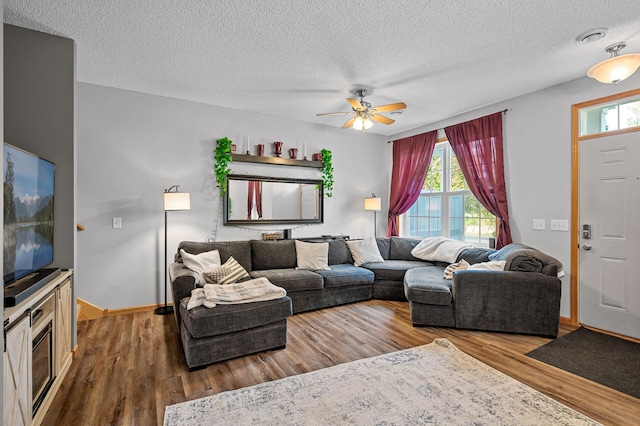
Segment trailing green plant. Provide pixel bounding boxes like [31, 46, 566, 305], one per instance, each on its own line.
[214, 137, 233, 195]
[320, 148, 334, 198]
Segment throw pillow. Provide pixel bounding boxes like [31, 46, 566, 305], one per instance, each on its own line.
[346, 236, 384, 267]
[443, 259, 470, 280]
[204, 256, 250, 285]
[180, 249, 221, 274]
[203, 265, 232, 284]
[295, 240, 331, 271]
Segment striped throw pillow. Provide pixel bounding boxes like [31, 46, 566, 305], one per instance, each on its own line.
[204, 256, 250, 285]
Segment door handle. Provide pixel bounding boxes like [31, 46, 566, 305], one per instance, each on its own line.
[583, 244, 592, 251]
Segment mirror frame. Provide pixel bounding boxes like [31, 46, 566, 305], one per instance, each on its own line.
[223, 174, 324, 225]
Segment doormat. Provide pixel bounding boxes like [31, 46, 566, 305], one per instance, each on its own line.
[527, 327, 640, 399]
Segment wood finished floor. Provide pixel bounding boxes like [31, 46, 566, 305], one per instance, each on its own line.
[42, 300, 639, 425]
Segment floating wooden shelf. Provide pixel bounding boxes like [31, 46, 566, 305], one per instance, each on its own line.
[231, 153, 322, 169]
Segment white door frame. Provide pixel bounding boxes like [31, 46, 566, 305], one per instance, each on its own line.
[570, 87, 640, 326]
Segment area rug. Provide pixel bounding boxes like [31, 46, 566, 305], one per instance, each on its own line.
[527, 327, 640, 399]
[164, 338, 599, 425]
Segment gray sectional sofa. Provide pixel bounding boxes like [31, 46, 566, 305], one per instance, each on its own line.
[170, 237, 562, 368]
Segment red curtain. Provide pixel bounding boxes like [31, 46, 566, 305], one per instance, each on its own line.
[387, 130, 438, 236]
[444, 112, 512, 248]
[247, 181, 262, 219]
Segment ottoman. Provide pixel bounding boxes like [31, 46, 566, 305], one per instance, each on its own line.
[403, 267, 456, 327]
[178, 296, 293, 369]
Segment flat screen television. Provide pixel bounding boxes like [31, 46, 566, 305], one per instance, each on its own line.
[3, 143, 55, 287]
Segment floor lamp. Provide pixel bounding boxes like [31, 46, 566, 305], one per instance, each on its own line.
[155, 185, 191, 315]
[364, 193, 382, 237]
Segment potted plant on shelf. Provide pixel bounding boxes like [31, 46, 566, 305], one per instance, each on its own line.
[214, 137, 233, 195]
[320, 148, 334, 198]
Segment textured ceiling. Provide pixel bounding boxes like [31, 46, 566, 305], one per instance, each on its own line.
[5, 1, 640, 136]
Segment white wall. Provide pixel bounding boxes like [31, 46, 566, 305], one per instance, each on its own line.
[390, 73, 640, 318]
[76, 83, 388, 309]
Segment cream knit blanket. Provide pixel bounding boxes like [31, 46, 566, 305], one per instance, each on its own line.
[187, 277, 287, 309]
[411, 236, 474, 263]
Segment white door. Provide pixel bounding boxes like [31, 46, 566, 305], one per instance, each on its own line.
[579, 131, 640, 339]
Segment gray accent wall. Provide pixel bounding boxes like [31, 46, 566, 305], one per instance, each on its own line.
[389, 72, 640, 318]
[76, 83, 389, 309]
[4, 24, 77, 345]
[4, 24, 75, 272]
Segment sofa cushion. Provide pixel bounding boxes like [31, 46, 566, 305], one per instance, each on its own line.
[404, 266, 452, 306]
[251, 240, 297, 270]
[177, 241, 252, 272]
[376, 237, 391, 260]
[389, 237, 423, 261]
[314, 264, 375, 288]
[249, 268, 323, 292]
[180, 296, 292, 339]
[327, 239, 353, 265]
[363, 260, 433, 281]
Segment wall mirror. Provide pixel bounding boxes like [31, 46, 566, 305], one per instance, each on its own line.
[224, 174, 324, 225]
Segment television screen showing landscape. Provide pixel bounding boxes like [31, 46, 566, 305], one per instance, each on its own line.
[3, 144, 55, 285]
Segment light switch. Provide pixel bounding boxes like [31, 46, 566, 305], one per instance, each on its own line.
[533, 219, 545, 230]
[550, 219, 569, 231]
[112, 217, 122, 229]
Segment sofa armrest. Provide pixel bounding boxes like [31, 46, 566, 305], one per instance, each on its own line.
[169, 262, 197, 329]
[452, 270, 561, 337]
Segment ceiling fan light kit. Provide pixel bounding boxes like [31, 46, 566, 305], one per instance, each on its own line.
[317, 88, 407, 132]
[587, 42, 640, 84]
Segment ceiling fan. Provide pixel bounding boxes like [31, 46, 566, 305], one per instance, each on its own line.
[317, 89, 407, 132]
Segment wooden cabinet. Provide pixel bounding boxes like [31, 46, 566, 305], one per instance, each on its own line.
[3, 270, 73, 426]
[55, 278, 72, 374]
[3, 312, 32, 426]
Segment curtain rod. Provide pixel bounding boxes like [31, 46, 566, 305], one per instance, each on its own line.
[387, 108, 509, 143]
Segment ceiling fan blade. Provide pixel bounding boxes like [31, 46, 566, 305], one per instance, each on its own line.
[342, 117, 356, 128]
[370, 114, 395, 125]
[316, 111, 353, 116]
[347, 98, 365, 110]
[371, 102, 407, 113]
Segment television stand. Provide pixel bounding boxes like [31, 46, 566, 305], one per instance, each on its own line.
[4, 268, 62, 307]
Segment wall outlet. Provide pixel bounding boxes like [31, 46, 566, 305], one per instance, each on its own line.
[533, 219, 546, 230]
[550, 219, 569, 231]
[112, 217, 122, 229]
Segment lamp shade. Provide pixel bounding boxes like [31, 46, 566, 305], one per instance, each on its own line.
[364, 196, 381, 211]
[164, 192, 191, 211]
[587, 54, 640, 84]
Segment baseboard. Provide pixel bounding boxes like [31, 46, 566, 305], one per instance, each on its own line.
[559, 316, 576, 326]
[76, 299, 171, 319]
[76, 298, 107, 321]
[106, 303, 167, 316]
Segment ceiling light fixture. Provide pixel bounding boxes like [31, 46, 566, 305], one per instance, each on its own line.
[353, 114, 374, 132]
[587, 42, 640, 84]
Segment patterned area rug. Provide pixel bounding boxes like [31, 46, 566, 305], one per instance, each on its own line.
[164, 339, 599, 425]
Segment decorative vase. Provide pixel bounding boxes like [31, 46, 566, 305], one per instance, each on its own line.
[230, 144, 236, 153]
[289, 148, 298, 159]
[257, 144, 264, 156]
[273, 141, 283, 157]
[312, 153, 322, 161]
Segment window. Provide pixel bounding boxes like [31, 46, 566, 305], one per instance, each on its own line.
[579, 96, 640, 136]
[400, 142, 496, 245]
